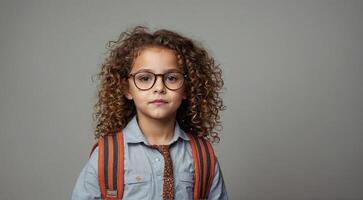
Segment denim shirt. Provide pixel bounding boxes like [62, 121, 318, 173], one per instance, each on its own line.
[71, 116, 228, 199]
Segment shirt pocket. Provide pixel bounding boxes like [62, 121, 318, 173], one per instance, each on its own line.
[176, 172, 194, 199]
[123, 172, 152, 199]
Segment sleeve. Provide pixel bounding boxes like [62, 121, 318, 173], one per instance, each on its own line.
[71, 147, 101, 200]
[208, 156, 229, 200]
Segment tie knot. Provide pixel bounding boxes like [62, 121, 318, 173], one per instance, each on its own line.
[149, 144, 170, 152]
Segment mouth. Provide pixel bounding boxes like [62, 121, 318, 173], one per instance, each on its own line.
[150, 99, 168, 105]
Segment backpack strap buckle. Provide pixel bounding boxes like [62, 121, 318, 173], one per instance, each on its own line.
[106, 189, 117, 197]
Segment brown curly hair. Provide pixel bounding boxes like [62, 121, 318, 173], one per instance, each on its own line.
[93, 25, 225, 143]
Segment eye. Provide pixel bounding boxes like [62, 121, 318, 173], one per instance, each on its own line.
[165, 73, 181, 82]
[136, 73, 153, 83]
[139, 76, 150, 81]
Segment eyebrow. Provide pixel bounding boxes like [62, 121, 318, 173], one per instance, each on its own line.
[133, 67, 183, 74]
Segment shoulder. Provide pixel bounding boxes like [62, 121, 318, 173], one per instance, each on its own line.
[87, 146, 99, 172]
[187, 134, 216, 153]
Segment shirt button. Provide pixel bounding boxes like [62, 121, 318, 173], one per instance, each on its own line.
[155, 158, 160, 162]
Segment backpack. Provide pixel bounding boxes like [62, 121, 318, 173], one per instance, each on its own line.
[89, 131, 216, 200]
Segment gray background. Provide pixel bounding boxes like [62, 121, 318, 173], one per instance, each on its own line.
[0, 0, 362, 199]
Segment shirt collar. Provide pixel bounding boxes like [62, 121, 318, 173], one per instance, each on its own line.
[123, 115, 190, 145]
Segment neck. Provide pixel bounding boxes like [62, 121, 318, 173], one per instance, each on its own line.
[136, 114, 176, 145]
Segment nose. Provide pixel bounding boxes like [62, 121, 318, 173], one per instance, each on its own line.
[153, 75, 166, 93]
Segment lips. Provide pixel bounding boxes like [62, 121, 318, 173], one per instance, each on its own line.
[150, 99, 168, 106]
[150, 99, 168, 103]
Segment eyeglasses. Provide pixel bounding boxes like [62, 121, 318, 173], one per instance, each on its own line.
[128, 71, 187, 91]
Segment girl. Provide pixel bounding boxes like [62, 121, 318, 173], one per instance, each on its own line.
[72, 25, 228, 200]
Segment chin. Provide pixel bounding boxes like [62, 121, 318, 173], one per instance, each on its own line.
[151, 114, 172, 120]
[149, 112, 176, 120]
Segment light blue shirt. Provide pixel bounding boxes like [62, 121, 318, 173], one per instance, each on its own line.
[72, 116, 228, 199]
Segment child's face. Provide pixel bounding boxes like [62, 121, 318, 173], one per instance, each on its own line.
[124, 47, 186, 122]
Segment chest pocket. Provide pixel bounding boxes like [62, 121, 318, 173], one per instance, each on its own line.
[123, 172, 152, 199]
[175, 172, 194, 199]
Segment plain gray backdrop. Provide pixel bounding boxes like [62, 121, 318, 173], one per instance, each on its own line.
[0, 0, 362, 199]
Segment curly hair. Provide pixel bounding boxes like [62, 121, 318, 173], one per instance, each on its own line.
[93, 25, 225, 143]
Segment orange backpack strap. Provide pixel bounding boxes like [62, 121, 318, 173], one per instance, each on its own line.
[89, 142, 98, 158]
[96, 132, 124, 200]
[187, 133, 216, 200]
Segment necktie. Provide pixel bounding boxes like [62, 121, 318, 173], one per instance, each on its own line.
[149, 144, 174, 200]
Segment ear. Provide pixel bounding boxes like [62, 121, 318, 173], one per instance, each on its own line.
[124, 89, 133, 100]
[182, 92, 187, 100]
[120, 78, 133, 100]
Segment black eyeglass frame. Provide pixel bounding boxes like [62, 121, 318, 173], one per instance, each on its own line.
[127, 71, 188, 91]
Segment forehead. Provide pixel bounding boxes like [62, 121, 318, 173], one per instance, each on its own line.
[131, 47, 182, 72]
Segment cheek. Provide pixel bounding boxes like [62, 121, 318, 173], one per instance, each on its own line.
[131, 92, 148, 102]
[173, 92, 186, 103]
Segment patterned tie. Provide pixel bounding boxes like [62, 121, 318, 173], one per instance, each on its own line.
[149, 144, 174, 200]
